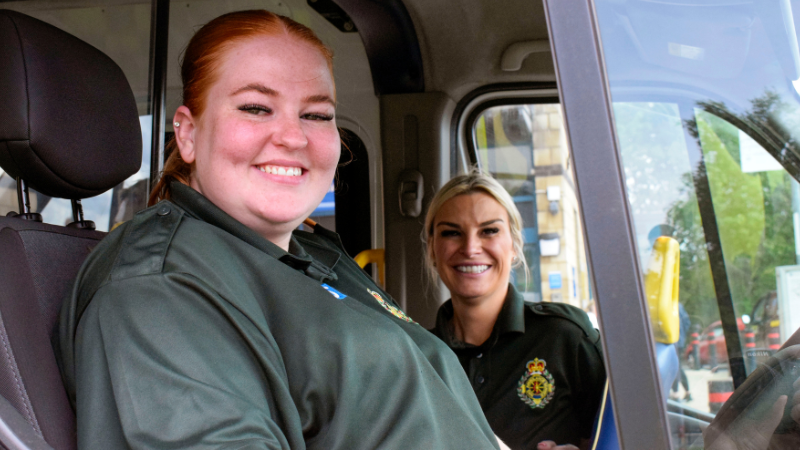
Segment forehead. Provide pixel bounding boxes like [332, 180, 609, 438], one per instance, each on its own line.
[213, 34, 334, 92]
[437, 191, 508, 222]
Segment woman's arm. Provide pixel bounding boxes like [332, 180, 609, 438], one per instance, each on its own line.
[72, 273, 302, 449]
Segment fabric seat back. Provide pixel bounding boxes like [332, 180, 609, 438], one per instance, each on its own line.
[0, 220, 105, 450]
[0, 9, 142, 450]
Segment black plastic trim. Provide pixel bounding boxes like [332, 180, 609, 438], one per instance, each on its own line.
[332, 0, 423, 95]
[308, 0, 357, 32]
[449, 82, 557, 176]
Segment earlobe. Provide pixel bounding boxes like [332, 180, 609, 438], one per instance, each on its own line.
[173, 106, 197, 164]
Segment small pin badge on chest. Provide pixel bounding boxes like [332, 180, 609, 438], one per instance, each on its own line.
[517, 358, 555, 409]
[367, 289, 416, 324]
[321, 284, 347, 300]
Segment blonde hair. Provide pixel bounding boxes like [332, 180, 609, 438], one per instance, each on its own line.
[423, 168, 529, 286]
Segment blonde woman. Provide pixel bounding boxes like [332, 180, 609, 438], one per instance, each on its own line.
[425, 171, 605, 450]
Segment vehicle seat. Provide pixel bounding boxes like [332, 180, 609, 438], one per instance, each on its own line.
[0, 9, 141, 450]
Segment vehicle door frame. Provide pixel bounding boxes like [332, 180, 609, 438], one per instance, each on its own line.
[542, 1, 672, 448]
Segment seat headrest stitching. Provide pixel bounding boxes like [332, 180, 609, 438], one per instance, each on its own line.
[0, 308, 42, 436]
[4, 139, 99, 198]
[5, 14, 31, 141]
[2, 15, 31, 189]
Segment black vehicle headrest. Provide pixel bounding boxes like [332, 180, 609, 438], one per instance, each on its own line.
[0, 10, 141, 199]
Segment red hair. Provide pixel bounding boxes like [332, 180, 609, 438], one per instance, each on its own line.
[149, 10, 334, 205]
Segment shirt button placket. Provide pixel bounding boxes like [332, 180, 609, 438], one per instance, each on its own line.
[474, 352, 485, 386]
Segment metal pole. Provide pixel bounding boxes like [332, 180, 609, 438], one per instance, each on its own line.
[16, 177, 31, 215]
[148, 0, 170, 193]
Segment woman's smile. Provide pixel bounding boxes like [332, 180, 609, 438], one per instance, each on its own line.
[454, 264, 491, 274]
[257, 164, 303, 177]
[254, 160, 308, 185]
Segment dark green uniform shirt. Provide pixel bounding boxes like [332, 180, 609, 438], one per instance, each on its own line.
[58, 183, 499, 450]
[431, 285, 605, 449]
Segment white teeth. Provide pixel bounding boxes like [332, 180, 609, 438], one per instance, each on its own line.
[456, 265, 489, 274]
[260, 165, 302, 176]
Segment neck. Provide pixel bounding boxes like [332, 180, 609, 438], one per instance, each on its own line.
[272, 233, 292, 252]
[450, 286, 508, 346]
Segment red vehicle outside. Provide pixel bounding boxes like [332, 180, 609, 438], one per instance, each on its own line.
[685, 292, 780, 370]
[686, 319, 745, 369]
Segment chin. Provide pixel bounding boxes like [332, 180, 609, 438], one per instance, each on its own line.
[453, 289, 491, 301]
[252, 204, 312, 225]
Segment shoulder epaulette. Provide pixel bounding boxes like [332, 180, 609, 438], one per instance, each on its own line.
[110, 201, 184, 281]
[297, 223, 348, 253]
[526, 301, 599, 339]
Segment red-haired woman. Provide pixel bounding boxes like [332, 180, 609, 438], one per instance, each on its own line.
[58, 11, 500, 450]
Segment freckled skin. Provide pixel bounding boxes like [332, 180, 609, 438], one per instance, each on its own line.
[173, 35, 340, 250]
[431, 192, 515, 310]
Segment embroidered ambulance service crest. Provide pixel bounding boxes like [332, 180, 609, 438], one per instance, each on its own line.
[517, 358, 555, 409]
[367, 289, 416, 324]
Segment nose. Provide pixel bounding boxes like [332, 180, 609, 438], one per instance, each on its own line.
[460, 234, 482, 257]
[274, 115, 308, 150]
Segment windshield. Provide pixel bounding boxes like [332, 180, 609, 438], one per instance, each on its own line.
[594, 0, 800, 447]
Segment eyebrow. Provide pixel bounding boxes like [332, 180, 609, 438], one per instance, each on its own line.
[435, 219, 503, 229]
[305, 94, 336, 107]
[231, 84, 336, 107]
[232, 83, 277, 96]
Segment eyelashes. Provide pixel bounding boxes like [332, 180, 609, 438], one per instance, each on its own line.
[438, 227, 500, 238]
[239, 104, 271, 115]
[238, 104, 334, 122]
[303, 113, 334, 121]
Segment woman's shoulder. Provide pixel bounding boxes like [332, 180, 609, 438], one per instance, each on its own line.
[98, 201, 188, 279]
[525, 301, 599, 340]
[70, 202, 186, 303]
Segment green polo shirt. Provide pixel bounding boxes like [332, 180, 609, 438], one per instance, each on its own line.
[58, 182, 499, 450]
[431, 285, 605, 449]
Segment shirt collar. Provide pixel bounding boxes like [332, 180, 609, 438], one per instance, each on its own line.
[495, 283, 526, 335]
[169, 182, 339, 282]
[434, 283, 525, 348]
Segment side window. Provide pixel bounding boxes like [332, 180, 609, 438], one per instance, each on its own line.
[471, 103, 595, 319]
[0, 1, 154, 231]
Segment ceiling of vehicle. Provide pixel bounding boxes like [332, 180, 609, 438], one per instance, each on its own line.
[400, 0, 555, 100]
[4, 0, 556, 104]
